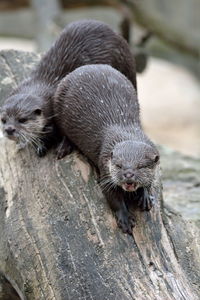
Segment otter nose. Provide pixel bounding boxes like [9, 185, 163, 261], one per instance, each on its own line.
[123, 171, 134, 179]
[5, 126, 16, 135]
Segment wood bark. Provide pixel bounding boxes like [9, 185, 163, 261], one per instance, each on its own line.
[0, 50, 199, 300]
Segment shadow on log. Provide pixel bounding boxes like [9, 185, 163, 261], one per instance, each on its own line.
[0, 50, 199, 300]
[0, 272, 21, 299]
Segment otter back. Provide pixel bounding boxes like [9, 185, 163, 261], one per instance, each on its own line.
[54, 64, 139, 164]
[34, 20, 137, 89]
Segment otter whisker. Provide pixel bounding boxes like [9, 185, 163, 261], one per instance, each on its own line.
[22, 132, 42, 149]
[45, 113, 59, 120]
[102, 182, 117, 193]
[20, 132, 29, 144]
[99, 178, 117, 193]
[99, 179, 112, 189]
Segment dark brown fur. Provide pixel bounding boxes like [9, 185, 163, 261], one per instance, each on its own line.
[54, 65, 159, 234]
[0, 20, 136, 156]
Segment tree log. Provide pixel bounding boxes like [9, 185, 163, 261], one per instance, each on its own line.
[0, 50, 199, 300]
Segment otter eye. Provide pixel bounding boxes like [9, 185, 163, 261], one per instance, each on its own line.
[1, 118, 6, 124]
[138, 165, 144, 169]
[111, 151, 113, 159]
[18, 118, 28, 123]
[154, 155, 159, 163]
[116, 163, 122, 169]
[34, 109, 42, 116]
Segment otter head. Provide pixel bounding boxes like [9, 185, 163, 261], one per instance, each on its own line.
[107, 141, 159, 192]
[0, 94, 45, 147]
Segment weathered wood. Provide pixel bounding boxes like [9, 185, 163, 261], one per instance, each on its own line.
[0, 50, 199, 300]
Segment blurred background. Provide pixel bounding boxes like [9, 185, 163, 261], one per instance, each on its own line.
[0, 0, 199, 158]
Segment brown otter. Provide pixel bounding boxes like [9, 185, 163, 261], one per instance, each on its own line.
[0, 20, 136, 156]
[54, 64, 159, 234]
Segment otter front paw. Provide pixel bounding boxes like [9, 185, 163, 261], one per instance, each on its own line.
[138, 189, 155, 211]
[36, 146, 47, 157]
[115, 210, 135, 235]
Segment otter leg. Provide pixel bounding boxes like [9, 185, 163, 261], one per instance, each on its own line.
[36, 134, 56, 157]
[137, 187, 155, 211]
[35, 124, 58, 157]
[55, 136, 74, 159]
[103, 188, 135, 235]
[36, 144, 48, 157]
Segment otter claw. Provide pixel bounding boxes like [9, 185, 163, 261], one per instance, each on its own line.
[138, 190, 155, 211]
[116, 211, 135, 235]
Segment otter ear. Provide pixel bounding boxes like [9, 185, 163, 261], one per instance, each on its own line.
[34, 108, 42, 116]
[153, 154, 159, 163]
[101, 155, 110, 166]
[147, 153, 160, 163]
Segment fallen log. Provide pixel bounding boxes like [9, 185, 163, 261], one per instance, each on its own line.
[0, 50, 199, 300]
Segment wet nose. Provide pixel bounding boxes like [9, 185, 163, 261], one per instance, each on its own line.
[123, 171, 134, 179]
[5, 126, 16, 135]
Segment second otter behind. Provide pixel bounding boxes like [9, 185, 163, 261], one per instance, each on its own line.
[0, 20, 136, 156]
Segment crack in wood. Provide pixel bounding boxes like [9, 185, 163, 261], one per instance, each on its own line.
[83, 193, 105, 248]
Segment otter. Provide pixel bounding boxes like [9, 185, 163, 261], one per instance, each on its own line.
[0, 20, 136, 156]
[54, 65, 159, 234]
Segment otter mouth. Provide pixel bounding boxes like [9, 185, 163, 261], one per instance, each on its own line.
[4, 133, 18, 142]
[122, 182, 139, 192]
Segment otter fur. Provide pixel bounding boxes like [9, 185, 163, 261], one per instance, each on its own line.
[54, 64, 159, 234]
[0, 20, 136, 156]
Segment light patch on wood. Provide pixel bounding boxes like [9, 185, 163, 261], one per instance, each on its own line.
[1, 77, 13, 85]
[55, 162, 73, 199]
[74, 155, 91, 183]
[83, 193, 104, 247]
[6, 139, 20, 158]
[0, 130, 3, 138]
[133, 211, 198, 300]
[5, 193, 14, 218]
[105, 211, 117, 231]
[87, 229, 99, 244]
[0, 139, 19, 218]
